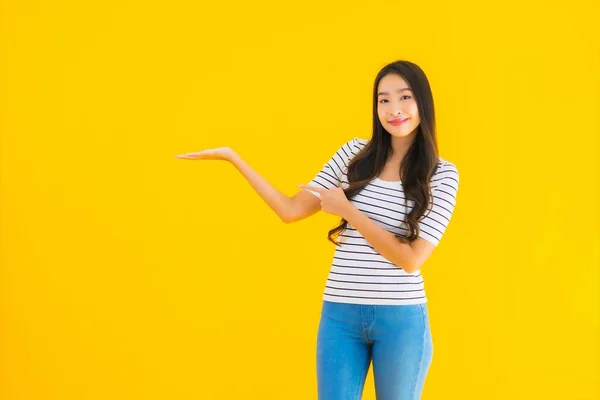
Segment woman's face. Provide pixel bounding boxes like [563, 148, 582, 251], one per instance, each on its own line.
[377, 73, 420, 138]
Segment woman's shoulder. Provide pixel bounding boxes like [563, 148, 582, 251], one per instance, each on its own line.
[436, 157, 458, 173]
[434, 156, 459, 187]
[343, 139, 459, 181]
[349, 137, 369, 152]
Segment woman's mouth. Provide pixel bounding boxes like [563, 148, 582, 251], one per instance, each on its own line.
[389, 118, 409, 126]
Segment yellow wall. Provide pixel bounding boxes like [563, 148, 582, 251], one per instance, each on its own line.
[1, 0, 598, 399]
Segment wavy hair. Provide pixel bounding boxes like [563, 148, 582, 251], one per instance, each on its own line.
[327, 60, 440, 246]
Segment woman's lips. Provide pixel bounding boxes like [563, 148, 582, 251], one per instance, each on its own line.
[389, 118, 409, 126]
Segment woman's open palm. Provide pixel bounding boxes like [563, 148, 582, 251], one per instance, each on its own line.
[174, 147, 235, 161]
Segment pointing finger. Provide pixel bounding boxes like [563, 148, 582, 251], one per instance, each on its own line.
[298, 184, 327, 194]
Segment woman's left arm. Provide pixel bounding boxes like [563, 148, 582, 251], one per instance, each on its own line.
[342, 203, 435, 273]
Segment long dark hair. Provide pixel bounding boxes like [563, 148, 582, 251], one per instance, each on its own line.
[327, 60, 440, 246]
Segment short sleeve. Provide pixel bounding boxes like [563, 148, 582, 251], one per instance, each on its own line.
[417, 162, 459, 247]
[304, 138, 357, 199]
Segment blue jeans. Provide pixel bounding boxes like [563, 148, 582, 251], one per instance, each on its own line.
[316, 300, 433, 400]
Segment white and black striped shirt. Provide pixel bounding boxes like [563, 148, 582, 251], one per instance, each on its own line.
[307, 137, 459, 305]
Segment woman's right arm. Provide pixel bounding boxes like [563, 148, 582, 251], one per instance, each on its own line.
[229, 153, 322, 223]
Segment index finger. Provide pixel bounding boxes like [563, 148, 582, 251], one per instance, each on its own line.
[298, 184, 326, 194]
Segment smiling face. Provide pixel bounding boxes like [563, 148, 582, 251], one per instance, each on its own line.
[377, 73, 421, 139]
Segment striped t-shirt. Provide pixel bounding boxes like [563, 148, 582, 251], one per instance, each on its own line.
[306, 137, 459, 306]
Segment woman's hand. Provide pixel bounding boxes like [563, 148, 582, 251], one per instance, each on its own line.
[174, 147, 237, 162]
[298, 184, 354, 219]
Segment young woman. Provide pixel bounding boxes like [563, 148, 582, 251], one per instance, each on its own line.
[175, 60, 459, 400]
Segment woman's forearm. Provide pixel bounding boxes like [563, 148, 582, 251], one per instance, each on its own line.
[229, 153, 293, 223]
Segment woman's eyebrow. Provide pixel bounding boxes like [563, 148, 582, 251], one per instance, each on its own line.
[378, 88, 412, 96]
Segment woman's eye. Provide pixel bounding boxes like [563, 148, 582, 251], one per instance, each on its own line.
[380, 96, 411, 104]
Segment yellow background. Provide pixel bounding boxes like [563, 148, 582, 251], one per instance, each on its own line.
[1, 0, 599, 399]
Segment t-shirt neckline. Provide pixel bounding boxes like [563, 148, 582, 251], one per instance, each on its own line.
[373, 177, 402, 186]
